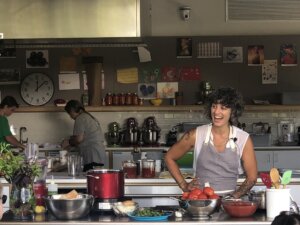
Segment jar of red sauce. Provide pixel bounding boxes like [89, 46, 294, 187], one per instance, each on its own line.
[141, 159, 155, 178]
[122, 160, 137, 178]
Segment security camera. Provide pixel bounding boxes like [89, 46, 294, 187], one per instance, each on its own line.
[180, 6, 191, 21]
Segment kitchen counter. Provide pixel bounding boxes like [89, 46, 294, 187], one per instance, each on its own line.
[1, 209, 273, 225]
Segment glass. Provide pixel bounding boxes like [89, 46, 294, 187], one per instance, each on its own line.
[142, 159, 155, 178]
[33, 180, 48, 206]
[67, 154, 82, 176]
[122, 160, 137, 178]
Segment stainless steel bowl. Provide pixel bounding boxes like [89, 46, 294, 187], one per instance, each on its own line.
[44, 194, 94, 220]
[179, 199, 219, 218]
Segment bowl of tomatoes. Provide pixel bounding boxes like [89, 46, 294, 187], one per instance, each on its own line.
[179, 187, 220, 218]
[221, 199, 258, 217]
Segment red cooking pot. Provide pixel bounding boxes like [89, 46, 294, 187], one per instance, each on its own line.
[87, 169, 124, 199]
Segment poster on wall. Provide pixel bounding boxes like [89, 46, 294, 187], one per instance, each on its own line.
[58, 73, 80, 90]
[248, 45, 264, 65]
[176, 38, 192, 58]
[161, 66, 178, 82]
[139, 66, 161, 83]
[280, 44, 297, 66]
[262, 60, 277, 84]
[179, 66, 201, 80]
[26, 50, 49, 68]
[157, 82, 178, 98]
[223, 47, 243, 63]
[138, 83, 156, 99]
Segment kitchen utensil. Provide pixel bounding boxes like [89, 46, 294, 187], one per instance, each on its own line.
[281, 170, 292, 188]
[259, 172, 272, 188]
[270, 168, 280, 189]
[179, 199, 219, 218]
[44, 194, 94, 220]
[222, 199, 258, 218]
[87, 169, 124, 199]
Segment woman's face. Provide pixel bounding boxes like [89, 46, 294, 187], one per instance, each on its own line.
[68, 111, 79, 120]
[210, 103, 231, 127]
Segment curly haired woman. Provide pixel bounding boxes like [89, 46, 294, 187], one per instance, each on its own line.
[165, 87, 257, 198]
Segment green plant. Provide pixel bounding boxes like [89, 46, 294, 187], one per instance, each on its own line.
[0, 142, 41, 187]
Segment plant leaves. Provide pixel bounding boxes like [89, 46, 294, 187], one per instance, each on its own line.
[281, 170, 292, 185]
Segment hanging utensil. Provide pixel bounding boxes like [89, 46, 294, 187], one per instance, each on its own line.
[270, 168, 281, 189]
[281, 170, 293, 189]
[259, 172, 272, 188]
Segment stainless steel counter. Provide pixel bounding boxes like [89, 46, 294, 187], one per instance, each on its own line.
[1, 210, 273, 225]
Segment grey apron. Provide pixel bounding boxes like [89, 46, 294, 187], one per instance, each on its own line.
[195, 126, 239, 193]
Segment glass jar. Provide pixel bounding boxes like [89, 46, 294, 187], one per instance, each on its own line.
[132, 93, 139, 105]
[141, 159, 155, 178]
[105, 93, 113, 106]
[125, 93, 132, 105]
[112, 94, 119, 105]
[122, 160, 137, 178]
[119, 93, 126, 105]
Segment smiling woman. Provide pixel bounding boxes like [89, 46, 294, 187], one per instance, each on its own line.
[165, 87, 257, 199]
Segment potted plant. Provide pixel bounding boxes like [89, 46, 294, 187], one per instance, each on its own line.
[0, 142, 41, 219]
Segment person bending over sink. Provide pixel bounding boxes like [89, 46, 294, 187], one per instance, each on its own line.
[62, 100, 107, 172]
[0, 96, 26, 151]
[165, 87, 257, 199]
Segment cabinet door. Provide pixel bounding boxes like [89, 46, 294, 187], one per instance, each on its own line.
[274, 151, 300, 170]
[255, 151, 273, 172]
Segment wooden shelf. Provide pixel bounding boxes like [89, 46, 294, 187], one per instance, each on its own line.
[14, 104, 300, 113]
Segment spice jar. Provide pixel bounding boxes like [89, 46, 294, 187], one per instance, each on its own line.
[132, 93, 139, 105]
[112, 94, 119, 105]
[119, 93, 126, 105]
[125, 93, 132, 105]
[105, 93, 113, 106]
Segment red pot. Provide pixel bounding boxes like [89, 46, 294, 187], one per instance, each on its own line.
[87, 169, 124, 199]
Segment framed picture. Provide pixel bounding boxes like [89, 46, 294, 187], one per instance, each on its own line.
[26, 50, 49, 68]
[0, 69, 20, 85]
[223, 47, 243, 63]
[280, 44, 297, 66]
[176, 38, 192, 58]
[248, 45, 264, 66]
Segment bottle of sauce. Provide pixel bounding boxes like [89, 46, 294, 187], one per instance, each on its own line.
[105, 93, 113, 106]
[132, 93, 139, 105]
[119, 93, 126, 105]
[125, 93, 132, 105]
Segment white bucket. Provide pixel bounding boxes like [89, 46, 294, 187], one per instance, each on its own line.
[266, 188, 291, 219]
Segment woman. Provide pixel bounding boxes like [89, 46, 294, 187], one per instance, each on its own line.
[165, 87, 257, 198]
[0, 96, 25, 150]
[62, 100, 107, 172]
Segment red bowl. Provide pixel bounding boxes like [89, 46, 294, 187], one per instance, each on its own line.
[222, 200, 258, 217]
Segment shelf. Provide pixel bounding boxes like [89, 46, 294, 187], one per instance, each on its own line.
[14, 104, 300, 113]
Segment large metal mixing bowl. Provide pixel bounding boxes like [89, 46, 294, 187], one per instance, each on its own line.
[44, 194, 94, 220]
[179, 199, 219, 218]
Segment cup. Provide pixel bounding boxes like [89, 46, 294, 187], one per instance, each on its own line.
[266, 188, 291, 219]
[141, 159, 155, 178]
[122, 160, 137, 178]
[33, 180, 48, 206]
[67, 154, 82, 176]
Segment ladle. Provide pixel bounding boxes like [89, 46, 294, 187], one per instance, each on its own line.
[270, 168, 280, 189]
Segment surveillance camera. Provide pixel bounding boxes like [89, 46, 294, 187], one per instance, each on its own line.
[180, 6, 191, 21]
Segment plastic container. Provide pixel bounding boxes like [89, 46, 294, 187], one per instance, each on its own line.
[48, 177, 58, 196]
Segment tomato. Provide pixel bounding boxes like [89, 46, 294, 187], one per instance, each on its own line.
[188, 193, 198, 200]
[203, 187, 215, 196]
[181, 192, 190, 200]
[197, 193, 208, 200]
[190, 188, 202, 196]
[209, 194, 220, 199]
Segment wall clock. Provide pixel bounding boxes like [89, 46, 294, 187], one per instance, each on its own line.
[20, 73, 54, 106]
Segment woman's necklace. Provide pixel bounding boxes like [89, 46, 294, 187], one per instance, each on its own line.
[211, 127, 230, 151]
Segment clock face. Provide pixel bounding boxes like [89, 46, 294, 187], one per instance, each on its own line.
[20, 73, 54, 106]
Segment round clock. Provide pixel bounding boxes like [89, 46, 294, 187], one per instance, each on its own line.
[20, 73, 54, 106]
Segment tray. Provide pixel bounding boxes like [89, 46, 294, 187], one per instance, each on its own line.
[127, 212, 172, 221]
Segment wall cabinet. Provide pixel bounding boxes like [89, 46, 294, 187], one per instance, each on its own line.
[255, 150, 300, 171]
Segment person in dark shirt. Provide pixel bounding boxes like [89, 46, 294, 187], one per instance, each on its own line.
[271, 211, 300, 225]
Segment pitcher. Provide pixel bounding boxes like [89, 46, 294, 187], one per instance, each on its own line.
[67, 154, 82, 176]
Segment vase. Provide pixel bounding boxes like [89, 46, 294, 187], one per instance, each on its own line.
[10, 183, 34, 220]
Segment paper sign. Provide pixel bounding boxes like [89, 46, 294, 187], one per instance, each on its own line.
[60, 56, 77, 71]
[157, 82, 178, 99]
[117, 67, 138, 84]
[262, 60, 277, 84]
[58, 73, 80, 90]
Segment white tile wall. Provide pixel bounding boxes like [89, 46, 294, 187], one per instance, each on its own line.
[7, 110, 300, 146]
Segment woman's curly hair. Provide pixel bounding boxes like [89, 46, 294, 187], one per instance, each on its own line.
[204, 87, 244, 126]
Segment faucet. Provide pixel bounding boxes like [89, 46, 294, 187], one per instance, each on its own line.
[19, 127, 28, 144]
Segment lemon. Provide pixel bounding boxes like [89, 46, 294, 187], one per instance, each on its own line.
[34, 205, 46, 214]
